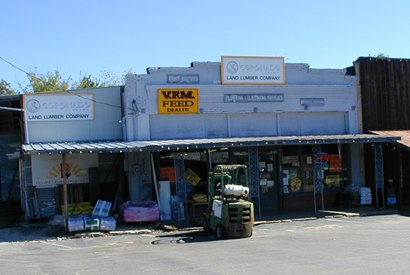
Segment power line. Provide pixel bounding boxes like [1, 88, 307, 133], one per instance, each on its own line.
[0, 56, 138, 113]
[0, 56, 31, 76]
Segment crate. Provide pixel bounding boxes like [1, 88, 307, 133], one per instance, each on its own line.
[84, 216, 100, 231]
[99, 216, 116, 231]
[67, 215, 85, 232]
[92, 200, 112, 217]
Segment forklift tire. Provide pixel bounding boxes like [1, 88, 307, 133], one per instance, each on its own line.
[203, 217, 210, 233]
[216, 224, 227, 240]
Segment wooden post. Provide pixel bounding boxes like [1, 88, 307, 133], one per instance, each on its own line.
[151, 153, 162, 221]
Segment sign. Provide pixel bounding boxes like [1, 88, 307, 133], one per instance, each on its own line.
[314, 152, 329, 163]
[31, 153, 98, 188]
[221, 56, 285, 84]
[158, 88, 199, 114]
[300, 98, 325, 107]
[167, 74, 200, 84]
[325, 175, 340, 187]
[185, 168, 201, 186]
[23, 94, 94, 121]
[224, 93, 284, 103]
[328, 154, 342, 172]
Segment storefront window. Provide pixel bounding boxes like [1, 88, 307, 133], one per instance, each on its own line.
[209, 148, 229, 165]
[230, 147, 249, 165]
[320, 144, 346, 190]
[281, 144, 349, 194]
[258, 149, 278, 194]
[157, 150, 209, 197]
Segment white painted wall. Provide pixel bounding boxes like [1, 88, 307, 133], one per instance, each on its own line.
[122, 60, 363, 202]
[126, 151, 152, 201]
[123, 62, 358, 141]
[26, 87, 123, 143]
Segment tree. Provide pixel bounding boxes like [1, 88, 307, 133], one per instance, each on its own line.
[21, 70, 70, 93]
[368, 52, 389, 59]
[71, 70, 130, 89]
[71, 75, 102, 89]
[0, 80, 16, 95]
[97, 70, 122, 87]
[18, 68, 130, 93]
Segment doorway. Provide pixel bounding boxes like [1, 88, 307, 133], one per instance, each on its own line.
[258, 149, 280, 213]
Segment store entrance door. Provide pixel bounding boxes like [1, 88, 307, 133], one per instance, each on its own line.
[259, 150, 280, 213]
[229, 147, 280, 214]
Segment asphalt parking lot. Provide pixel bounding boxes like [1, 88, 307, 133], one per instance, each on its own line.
[1, 214, 410, 274]
[0, 206, 401, 242]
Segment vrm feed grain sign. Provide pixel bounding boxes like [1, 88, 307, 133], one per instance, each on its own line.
[158, 88, 199, 114]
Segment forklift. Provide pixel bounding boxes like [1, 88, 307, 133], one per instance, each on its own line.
[203, 164, 254, 239]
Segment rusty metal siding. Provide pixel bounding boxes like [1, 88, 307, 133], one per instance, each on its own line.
[357, 57, 410, 131]
[356, 57, 410, 208]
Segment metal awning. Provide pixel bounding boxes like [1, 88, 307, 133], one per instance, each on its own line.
[21, 133, 400, 155]
[371, 130, 410, 150]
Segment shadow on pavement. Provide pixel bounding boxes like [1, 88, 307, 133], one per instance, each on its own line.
[151, 230, 229, 245]
[0, 204, 405, 243]
[0, 223, 66, 243]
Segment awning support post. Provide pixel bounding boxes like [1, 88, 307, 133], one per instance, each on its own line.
[173, 152, 187, 224]
[374, 144, 385, 208]
[313, 145, 324, 215]
[248, 146, 261, 219]
[398, 148, 403, 209]
[151, 153, 162, 221]
[62, 153, 69, 231]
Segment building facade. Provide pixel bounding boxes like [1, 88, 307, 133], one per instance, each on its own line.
[121, 58, 394, 220]
[354, 57, 410, 209]
[19, 57, 397, 222]
[21, 87, 124, 220]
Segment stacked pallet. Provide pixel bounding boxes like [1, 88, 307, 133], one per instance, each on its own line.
[360, 187, 372, 205]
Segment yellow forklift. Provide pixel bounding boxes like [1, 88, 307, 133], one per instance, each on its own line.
[203, 164, 254, 239]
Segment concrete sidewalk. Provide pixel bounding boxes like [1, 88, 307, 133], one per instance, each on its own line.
[254, 206, 399, 225]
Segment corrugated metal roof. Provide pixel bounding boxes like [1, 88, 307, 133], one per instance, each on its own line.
[371, 130, 410, 149]
[21, 133, 400, 155]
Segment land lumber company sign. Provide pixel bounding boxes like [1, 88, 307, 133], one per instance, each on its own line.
[23, 94, 94, 121]
[158, 88, 199, 114]
[221, 56, 285, 85]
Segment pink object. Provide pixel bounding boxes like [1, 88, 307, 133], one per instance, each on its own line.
[121, 201, 160, 222]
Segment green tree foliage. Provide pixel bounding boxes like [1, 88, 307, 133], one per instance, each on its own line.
[368, 52, 389, 59]
[16, 69, 129, 93]
[0, 80, 16, 95]
[21, 70, 70, 93]
[97, 70, 123, 87]
[71, 75, 102, 89]
[71, 70, 125, 89]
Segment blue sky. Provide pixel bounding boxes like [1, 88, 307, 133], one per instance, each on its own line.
[1, 0, 409, 91]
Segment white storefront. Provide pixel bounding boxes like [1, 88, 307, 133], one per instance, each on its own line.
[124, 58, 358, 141]
[20, 57, 397, 221]
[21, 87, 123, 220]
[121, 57, 395, 218]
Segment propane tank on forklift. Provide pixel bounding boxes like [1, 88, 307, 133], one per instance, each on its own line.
[203, 164, 254, 239]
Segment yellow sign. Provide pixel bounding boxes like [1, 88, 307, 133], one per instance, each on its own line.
[185, 168, 201, 186]
[158, 88, 198, 114]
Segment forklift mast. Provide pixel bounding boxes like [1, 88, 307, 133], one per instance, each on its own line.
[208, 164, 248, 199]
